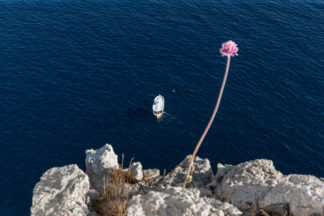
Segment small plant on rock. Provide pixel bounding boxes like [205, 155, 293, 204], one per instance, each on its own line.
[92, 155, 136, 216]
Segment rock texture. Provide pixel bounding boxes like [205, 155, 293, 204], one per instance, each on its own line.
[85, 144, 118, 191]
[161, 155, 214, 188]
[31, 144, 324, 216]
[130, 162, 144, 181]
[143, 168, 160, 181]
[31, 164, 90, 216]
[215, 159, 324, 216]
[127, 186, 242, 216]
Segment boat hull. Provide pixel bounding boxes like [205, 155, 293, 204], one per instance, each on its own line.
[155, 114, 163, 119]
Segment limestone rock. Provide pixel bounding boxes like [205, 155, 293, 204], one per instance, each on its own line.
[127, 186, 242, 216]
[215, 163, 233, 184]
[130, 162, 144, 181]
[85, 144, 118, 191]
[261, 174, 324, 216]
[161, 155, 214, 188]
[31, 164, 90, 216]
[143, 168, 160, 182]
[215, 159, 324, 216]
[32, 144, 324, 216]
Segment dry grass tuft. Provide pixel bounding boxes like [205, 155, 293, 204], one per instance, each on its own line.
[92, 154, 137, 216]
[92, 154, 167, 216]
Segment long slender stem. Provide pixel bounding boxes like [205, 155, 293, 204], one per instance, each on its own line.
[182, 55, 231, 187]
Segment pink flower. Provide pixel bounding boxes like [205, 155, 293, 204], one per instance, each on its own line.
[220, 40, 238, 57]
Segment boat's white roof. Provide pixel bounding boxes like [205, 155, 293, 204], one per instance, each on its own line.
[152, 95, 164, 112]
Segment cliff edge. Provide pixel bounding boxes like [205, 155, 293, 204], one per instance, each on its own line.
[31, 144, 324, 216]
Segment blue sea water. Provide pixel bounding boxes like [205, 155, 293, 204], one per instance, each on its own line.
[0, 0, 323, 214]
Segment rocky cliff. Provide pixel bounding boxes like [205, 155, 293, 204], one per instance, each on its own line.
[31, 144, 324, 216]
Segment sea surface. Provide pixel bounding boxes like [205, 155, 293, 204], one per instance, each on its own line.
[0, 0, 323, 214]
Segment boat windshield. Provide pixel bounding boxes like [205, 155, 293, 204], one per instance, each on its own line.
[153, 110, 163, 114]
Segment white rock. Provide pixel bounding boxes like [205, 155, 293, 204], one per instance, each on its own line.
[130, 162, 144, 181]
[261, 174, 324, 216]
[215, 159, 324, 216]
[85, 144, 118, 191]
[162, 155, 214, 188]
[143, 168, 160, 180]
[215, 163, 233, 184]
[127, 186, 242, 216]
[31, 164, 90, 216]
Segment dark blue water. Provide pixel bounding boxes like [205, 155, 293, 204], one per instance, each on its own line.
[0, 0, 323, 214]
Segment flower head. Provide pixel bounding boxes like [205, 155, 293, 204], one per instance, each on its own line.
[220, 40, 238, 57]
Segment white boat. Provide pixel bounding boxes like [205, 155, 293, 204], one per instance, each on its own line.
[152, 95, 164, 119]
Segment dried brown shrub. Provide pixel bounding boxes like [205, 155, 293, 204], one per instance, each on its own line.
[92, 155, 136, 216]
